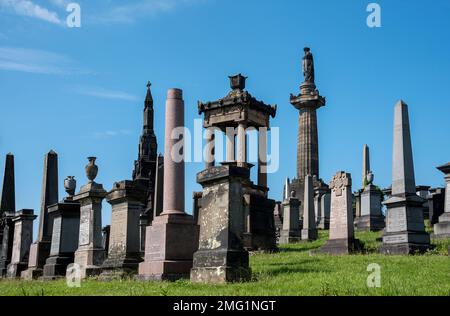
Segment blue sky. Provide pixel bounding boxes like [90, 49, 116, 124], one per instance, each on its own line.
[1, 0, 450, 235]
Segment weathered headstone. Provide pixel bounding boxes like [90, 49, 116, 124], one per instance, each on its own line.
[380, 101, 430, 254]
[100, 180, 146, 278]
[317, 172, 360, 255]
[302, 175, 318, 241]
[138, 89, 199, 281]
[73, 157, 107, 278]
[43, 176, 80, 279]
[191, 164, 251, 283]
[22, 150, 59, 280]
[6, 210, 36, 278]
[279, 193, 301, 244]
[434, 163, 450, 238]
[356, 172, 385, 231]
[428, 187, 445, 226]
[0, 153, 16, 276]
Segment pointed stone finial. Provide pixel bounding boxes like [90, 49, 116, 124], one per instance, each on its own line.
[0, 153, 15, 216]
[391, 100, 416, 196]
[145, 81, 153, 104]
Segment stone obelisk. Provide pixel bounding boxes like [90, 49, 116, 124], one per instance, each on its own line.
[290, 48, 326, 207]
[380, 101, 430, 255]
[22, 150, 59, 280]
[0, 153, 16, 276]
[301, 175, 318, 241]
[362, 144, 370, 187]
[138, 89, 199, 281]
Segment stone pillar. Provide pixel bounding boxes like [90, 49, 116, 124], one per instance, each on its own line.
[317, 172, 360, 255]
[258, 128, 268, 189]
[0, 153, 16, 276]
[381, 101, 430, 254]
[102, 226, 111, 257]
[362, 144, 370, 187]
[138, 89, 199, 281]
[279, 196, 301, 244]
[314, 186, 329, 229]
[73, 158, 107, 279]
[191, 164, 251, 283]
[356, 184, 385, 232]
[226, 129, 235, 163]
[7, 210, 36, 278]
[22, 151, 59, 280]
[428, 187, 445, 226]
[205, 129, 215, 169]
[100, 181, 146, 278]
[434, 163, 450, 237]
[302, 175, 318, 241]
[237, 123, 247, 167]
[318, 191, 331, 229]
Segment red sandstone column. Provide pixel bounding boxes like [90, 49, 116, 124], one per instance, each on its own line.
[162, 89, 185, 215]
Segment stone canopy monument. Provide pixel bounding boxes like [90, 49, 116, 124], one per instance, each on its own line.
[380, 101, 430, 254]
[433, 162, 450, 238]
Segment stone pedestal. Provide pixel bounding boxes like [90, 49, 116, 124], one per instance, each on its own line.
[279, 198, 301, 244]
[380, 101, 430, 255]
[43, 200, 80, 279]
[7, 210, 36, 278]
[73, 181, 107, 278]
[317, 172, 361, 255]
[191, 164, 251, 283]
[355, 185, 385, 232]
[100, 181, 146, 279]
[301, 175, 318, 241]
[434, 163, 450, 238]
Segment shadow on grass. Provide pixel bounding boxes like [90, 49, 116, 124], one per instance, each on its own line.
[259, 258, 331, 277]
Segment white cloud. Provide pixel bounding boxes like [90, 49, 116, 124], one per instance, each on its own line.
[0, 0, 63, 25]
[76, 86, 140, 102]
[0, 46, 89, 75]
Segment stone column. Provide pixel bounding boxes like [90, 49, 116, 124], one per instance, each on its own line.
[100, 180, 146, 278]
[301, 175, 318, 241]
[257, 128, 268, 188]
[191, 164, 251, 283]
[317, 172, 360, 255]
[279, 195, 301, 244]
[138, 89, 199, 281]
[0, 153, 16, 276]
[7, 210, 36, 278]
[205, 129, 215, 169]
[381, 101, 430, 254]
[22, 150, 59, 280]
[237, 123, 247, 167]
[434, 163, 450, 237]
[226, 128, 235, 163]
[73, 158, 107, 279]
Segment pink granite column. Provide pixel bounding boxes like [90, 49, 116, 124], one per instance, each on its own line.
[162, 89, 185, 215]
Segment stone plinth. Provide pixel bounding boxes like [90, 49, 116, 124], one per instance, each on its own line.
[317, 172, 360, 255]
[100, 180, 146, 278]
[7, 210, 36, 278]
[434, 163, 450, 238]
[43, 200, 80, 279]
[355, 185, 385, 232]
[380, 101, 430, 255]
[191, 164, 251, 283]
[279, 198, 301, 244]
[73, 181, 107, 278]
[301, 175, 318, 241]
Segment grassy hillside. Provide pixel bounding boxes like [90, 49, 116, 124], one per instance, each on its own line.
[0, 231, 449, 296]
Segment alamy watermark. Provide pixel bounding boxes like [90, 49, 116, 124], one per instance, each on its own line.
[367, 3, 382, 28]
[366, 263, 381, 288]
[66, 263, 82, 288]
[66, 2, 81, 28]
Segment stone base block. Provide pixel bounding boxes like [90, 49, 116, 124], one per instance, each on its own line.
[434, 221, 450, 238]
[74, 247, 105, 279]
[301, 229, 318, 241]
[355, 215, 385, 232]
[43, 255, 74, 279]
[315, 238, 362, 255]
[99, 255, 142, 280]
[317, 220, 329, 230]
[379, 243, 431, 255]
[138, 260, 193, 281]
[21, 267, 43, 280]
[279, 230, 301, 244]
[380, 231, 430, 255]
[190, 266, 251, 284]
[6, 262, 28, 278]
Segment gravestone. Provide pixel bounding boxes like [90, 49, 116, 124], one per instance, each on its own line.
[6, 210, 36, 278]
[317, 172, 360, 255]
[73, 157, 107, 278]
[138, 89, 199, 281]
[356, 172, 385, 231]
[100, 180, 146, 278]
[273, 201, 283, 242]
[428, 187, 445, 226]
[302, 175, 318, 241]
[43, 177, 80, 279]
[434, 163, 450, 238]
[0, 154, 16, 276]
[22, 151, 59, 280]
[191, 164, 251, 283]
[380, 101, 430, 254]
[279, 193, 301, 244]
[317, 190, 330, 229]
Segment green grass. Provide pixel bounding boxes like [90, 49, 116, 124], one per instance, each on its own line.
[0, 231, 449, 296]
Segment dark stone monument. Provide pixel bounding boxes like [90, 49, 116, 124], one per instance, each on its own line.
[380, 101, 430, 255]
[191, 164, 251, 283]
[6, 210, 36, 278]
[279, 193, 301, 244]
[428, 187, 445, 226]
[0, 153, 16, 276]
[43, 176, 80, 279]
[434, 163, 450, 238]
[302, 175, 318, 241]
[102, 225, 111, 257]
[273, 201, 283, 242]
[416, 185, 431, 220]
[22, 150, 59, 280]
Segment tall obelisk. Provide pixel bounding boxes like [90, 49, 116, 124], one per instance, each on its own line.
[290, 48, 326, 206]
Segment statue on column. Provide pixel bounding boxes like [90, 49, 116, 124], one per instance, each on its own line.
[302, 47, 315, 84]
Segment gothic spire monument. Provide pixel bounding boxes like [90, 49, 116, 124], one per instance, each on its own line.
[289, 48, 326, 208]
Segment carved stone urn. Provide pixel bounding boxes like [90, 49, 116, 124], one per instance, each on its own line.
[64, 176, 76, 196]
[85, 157, 98, 182]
